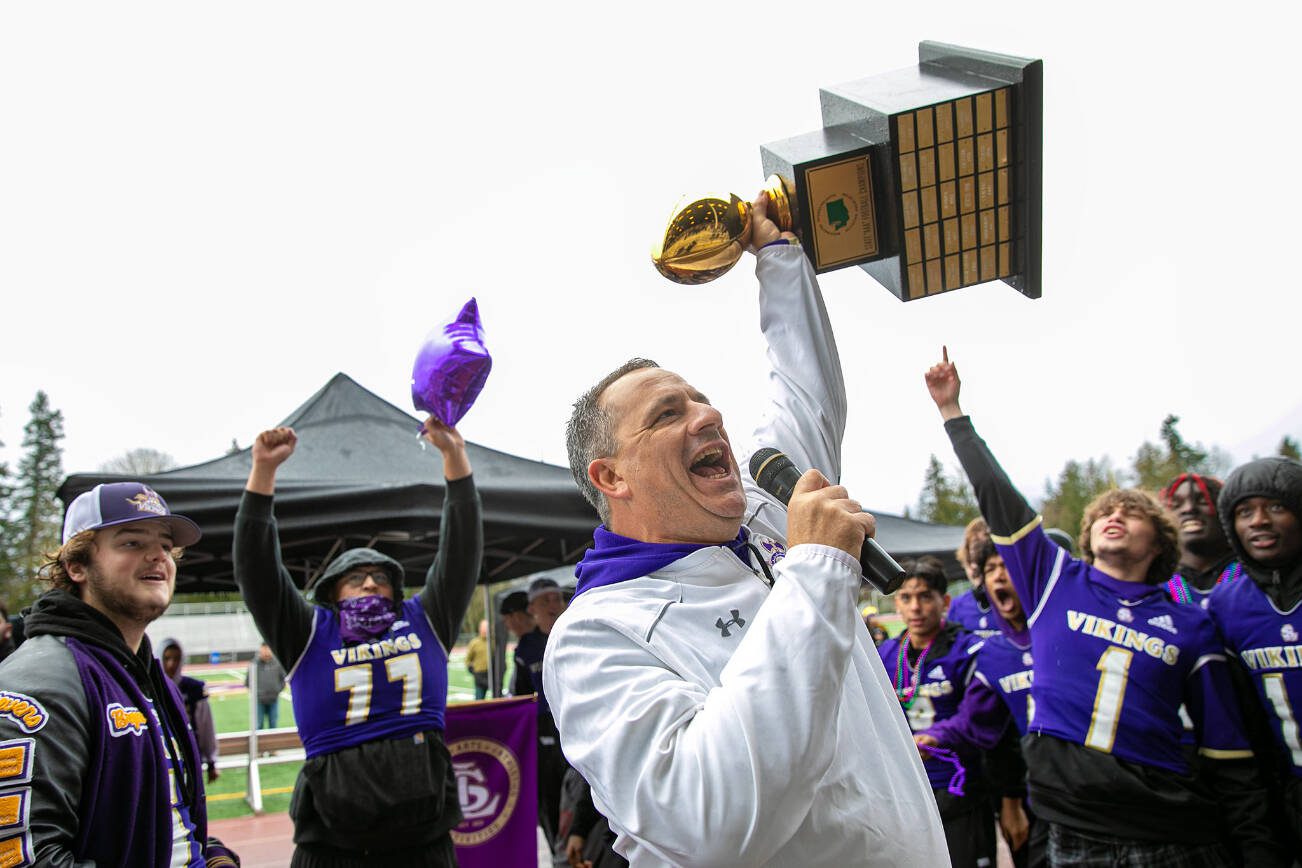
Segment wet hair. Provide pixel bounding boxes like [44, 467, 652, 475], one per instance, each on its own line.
[565, 358, 660, 523]
[1161, 473, 1223, 516]
[955, 516, 989, 566]
[899, 555, 949, 596]
[1078, 488, 1179, 584]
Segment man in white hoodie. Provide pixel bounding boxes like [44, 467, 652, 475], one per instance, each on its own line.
[543, 191, 946, 868]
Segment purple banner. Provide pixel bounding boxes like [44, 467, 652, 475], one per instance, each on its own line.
[446, 696, 538, 868]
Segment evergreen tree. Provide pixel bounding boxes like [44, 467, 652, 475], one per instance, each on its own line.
[0, 406, 16, 599]
[1280, 435, 1301, 462]
[914, 454, 980, 526]
[1131, 414, 1225, 492]
[7, 392, 65, 606]
[1042, 457, 1119, 539]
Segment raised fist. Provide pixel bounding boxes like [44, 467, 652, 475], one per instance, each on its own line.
[252, 427, 297, 468]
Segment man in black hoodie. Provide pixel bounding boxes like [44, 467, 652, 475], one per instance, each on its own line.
[234, 419, 481, 868]
[0, 481, 236, 867]
[1207, 456, 1302, 858]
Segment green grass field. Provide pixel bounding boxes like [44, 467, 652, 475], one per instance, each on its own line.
[202, 648, 506, 819]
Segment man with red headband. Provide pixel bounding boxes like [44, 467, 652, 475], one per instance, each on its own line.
[1162, 473, 1243, 608]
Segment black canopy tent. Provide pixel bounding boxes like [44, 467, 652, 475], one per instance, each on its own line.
[57, 373, 600, 592]
[58, 372, 969, 594]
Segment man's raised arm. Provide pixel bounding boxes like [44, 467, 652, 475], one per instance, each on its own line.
[926, 350, 1060, 613]
[742, 194, 848, 538]
[234, 426, 315, 668]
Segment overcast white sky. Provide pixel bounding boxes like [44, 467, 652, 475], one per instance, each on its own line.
[2, 2, 1299, 517]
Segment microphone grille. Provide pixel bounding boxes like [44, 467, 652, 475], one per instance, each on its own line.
[749, 447, 787, 487]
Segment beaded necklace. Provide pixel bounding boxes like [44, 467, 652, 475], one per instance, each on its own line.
[893, 630, 938, 708]
[1167, 561, 1243, 605]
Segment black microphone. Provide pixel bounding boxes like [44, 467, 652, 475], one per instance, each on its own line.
[749, 447, 907, 595]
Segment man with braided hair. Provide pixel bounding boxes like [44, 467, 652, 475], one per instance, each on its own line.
[1162, 473, 1243, 608]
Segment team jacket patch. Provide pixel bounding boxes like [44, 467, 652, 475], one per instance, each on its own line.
[0, 741, 33, 787]
[0, 830, 32, 867]
[105, 703, 149, 737]
[0, 694, 47, 735]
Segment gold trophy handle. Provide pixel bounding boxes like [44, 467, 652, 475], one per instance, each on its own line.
[650, 176, 797, 285]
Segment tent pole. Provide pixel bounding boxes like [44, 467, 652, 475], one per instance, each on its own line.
[484, 584, 499, 698]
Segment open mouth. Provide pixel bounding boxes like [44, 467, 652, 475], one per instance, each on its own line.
[138, 572, 167, 583]
[990, 586, 1015, 609]
[689, 445, 732, 479]
[1180, 519, 1205, 533]
[1248, 534, 1279, 550]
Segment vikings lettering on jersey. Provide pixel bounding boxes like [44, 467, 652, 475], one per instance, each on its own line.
[290, 597, 449, 758]
[996, 521, 1252, 775]
[973, 634, 1034, 736]
[1208, 577, 1302, 777]
[879, 630, 982, 789]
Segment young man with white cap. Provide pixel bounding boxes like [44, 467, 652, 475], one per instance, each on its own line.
[0, 482, 237, 867]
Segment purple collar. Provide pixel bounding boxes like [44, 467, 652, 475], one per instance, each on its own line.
[574, 526, 751, 597]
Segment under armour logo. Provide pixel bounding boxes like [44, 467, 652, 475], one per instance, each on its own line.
[715, 610, 745, 637]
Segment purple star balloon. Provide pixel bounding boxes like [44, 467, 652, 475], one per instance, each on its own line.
[411, 298, 492, 427]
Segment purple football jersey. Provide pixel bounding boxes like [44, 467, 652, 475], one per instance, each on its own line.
[996, 520, 1252, 774]
[290, 597, 450, 758]
[948, 588, 1001, 638]
[1208, 576, 1302, 778]
[972, 633, 1034, 736]
[880, 628, 982, 788]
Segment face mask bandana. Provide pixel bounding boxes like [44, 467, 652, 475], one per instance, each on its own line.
[338, 594, 397, 643]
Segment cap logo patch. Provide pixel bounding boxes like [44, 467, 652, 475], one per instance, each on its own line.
[0, 694, 47, 734]
[105, 703, 148, 737]
[125, 489, 166, 516]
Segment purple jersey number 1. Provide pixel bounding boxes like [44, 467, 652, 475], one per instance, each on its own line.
[1263, 674, 1302, 767]
[1084, 647, 1133, 753]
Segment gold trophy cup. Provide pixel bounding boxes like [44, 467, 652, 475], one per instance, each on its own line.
[650, 175, 794, 285]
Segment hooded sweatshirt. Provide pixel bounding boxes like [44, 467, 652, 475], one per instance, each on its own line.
[0, 590, 236, 867]
[158, 637, 219, 768]
[1217, 457, 1302, 611]
[1209, 457, 1302, 792]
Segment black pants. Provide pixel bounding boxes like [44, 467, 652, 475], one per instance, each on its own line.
[1007, 801, 1046, 868]
[537, 711, 568, 847]
[935, 787, 996, 868]
[1046, 823, 1232, 868]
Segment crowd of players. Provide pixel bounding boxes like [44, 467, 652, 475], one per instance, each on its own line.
[856, 354, 1302, 867]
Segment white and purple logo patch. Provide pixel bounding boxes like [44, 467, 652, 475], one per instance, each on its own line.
[449, 737, 521, 847]
[1284, 624, 1299, 643]
[756, 536, 787, 566]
